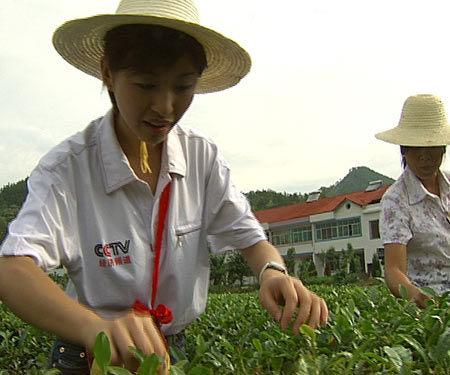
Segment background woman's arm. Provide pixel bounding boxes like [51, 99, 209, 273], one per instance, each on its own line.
[384, 243, 429, 308]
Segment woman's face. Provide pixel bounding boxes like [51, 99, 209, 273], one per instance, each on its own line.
[102, 55, 199, 148]
[404, 147, 445, 181]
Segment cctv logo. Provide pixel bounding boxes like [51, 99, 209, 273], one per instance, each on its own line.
[94, 240, 132, 268]
[94, 240, 130, 257]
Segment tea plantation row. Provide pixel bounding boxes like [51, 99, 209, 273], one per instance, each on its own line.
[1, 281, 449, 374]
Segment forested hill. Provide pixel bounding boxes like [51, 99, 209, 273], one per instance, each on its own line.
[244, 166, 394, 211]
[0, 166, 394, 242]
[0, 179, 28, 241]
[319, 166, 394, 197]
[0, 179, 28, 209]
[244, 190, 308, 212]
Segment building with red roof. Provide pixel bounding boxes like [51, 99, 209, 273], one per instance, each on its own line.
[253, 181, 390, 276]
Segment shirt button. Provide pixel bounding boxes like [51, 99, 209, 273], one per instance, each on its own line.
[80, 352, 86, 358]
[59, 346, 65, 353]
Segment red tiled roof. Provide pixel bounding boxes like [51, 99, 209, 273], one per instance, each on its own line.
[253, 185, 390, 224]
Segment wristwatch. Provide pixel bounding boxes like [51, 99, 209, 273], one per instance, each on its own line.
[258, 261, 288, 284]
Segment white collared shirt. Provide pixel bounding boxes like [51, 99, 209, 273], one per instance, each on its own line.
[380, 166, 450, 294]
[0, 110, 266, 334]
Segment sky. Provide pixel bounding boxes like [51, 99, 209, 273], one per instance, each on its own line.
[2, 0, 450, 194]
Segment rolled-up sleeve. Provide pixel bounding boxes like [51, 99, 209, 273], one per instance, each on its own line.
[0, 167, 76, 271]
[204, 151, 266, 253]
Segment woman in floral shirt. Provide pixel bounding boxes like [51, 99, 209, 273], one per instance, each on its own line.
[376, 94, 450, 307]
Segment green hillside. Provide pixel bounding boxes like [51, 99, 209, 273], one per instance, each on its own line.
[245, 166, 394, 211]
[0, 179, 28, 242]
[320, 166, 394, 197]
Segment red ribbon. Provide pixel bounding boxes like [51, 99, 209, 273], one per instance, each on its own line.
[133, 182, 173, 326]
[133, 300, 173, 325]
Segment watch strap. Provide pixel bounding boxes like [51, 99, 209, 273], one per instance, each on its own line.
[258, 261, 288, 284]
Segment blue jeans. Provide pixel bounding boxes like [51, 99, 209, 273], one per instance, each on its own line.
[47, 332, 185, 374]
[47, 338, 89, 375]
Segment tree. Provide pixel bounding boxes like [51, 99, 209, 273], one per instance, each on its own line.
[371, 252, 382, 277]
[314, 250, 327, 277]
[0, 179, 28, 210]
[244, 189, 306, 211]
[351, 254, 362, 274]
[342, 243, 355, 274]
[209, 253, 228, 286]
[297, 258, 317, 280]
[325, 247, 337, 276]
[227, 251, 252, 286]
[285, 247, 296, 275]
[0, 204, 22, 243]
[0, 216, 7, 242]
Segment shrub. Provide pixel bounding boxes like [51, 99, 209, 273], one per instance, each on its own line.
[1, 282, 449, 374]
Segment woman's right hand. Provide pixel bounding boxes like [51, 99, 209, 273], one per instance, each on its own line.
[85, 309, 168, 372]
[0, 257, 168, 372]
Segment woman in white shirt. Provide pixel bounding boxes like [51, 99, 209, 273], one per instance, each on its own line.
[0, 0, 328, 372]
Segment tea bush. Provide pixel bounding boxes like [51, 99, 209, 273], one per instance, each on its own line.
[0, 301, 55, 374]
[183, 284, 449, 374]
[0, 272, 66, 374]
[1, 281, 449, 374]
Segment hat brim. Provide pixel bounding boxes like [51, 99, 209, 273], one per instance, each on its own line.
[375, 126, 450, 146]
[52, 14, 251, 93]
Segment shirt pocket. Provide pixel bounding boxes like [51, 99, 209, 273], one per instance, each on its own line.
[175, 222, 202, 249]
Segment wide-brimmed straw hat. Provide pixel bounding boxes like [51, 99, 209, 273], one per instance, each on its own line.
[375, 94, 450, 146]
[52, 0, 251, 94]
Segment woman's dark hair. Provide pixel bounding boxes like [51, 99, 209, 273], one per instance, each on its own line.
[104, 24, 207, 74]
[400, 145, 446, 169]
[103, 24, 207, 109]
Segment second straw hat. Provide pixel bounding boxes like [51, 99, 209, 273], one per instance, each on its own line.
[52, 0, 251, 94]
[375, 94, 450, 146]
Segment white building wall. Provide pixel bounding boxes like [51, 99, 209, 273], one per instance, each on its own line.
[361, 203, 384, 267]
[266, 199, 384, 274]
[334, 200, 361, 219]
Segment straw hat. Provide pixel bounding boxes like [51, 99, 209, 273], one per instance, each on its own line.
[52, 0, 251, 94]
[375, 94, 450, 146]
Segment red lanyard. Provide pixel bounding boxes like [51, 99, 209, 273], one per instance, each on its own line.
[133, 181, 173, 326]
[151, 181, 172, 317]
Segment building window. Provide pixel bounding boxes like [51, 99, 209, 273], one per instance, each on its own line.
[272, 230, 290, 245]
[292, 226, 312, 243]
[369, 220, 380, 239]
[316, 218, 361, 241]
[316, 222, 337, 241]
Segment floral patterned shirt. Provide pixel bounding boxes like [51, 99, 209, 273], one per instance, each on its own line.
[380, 166, 450, 294]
